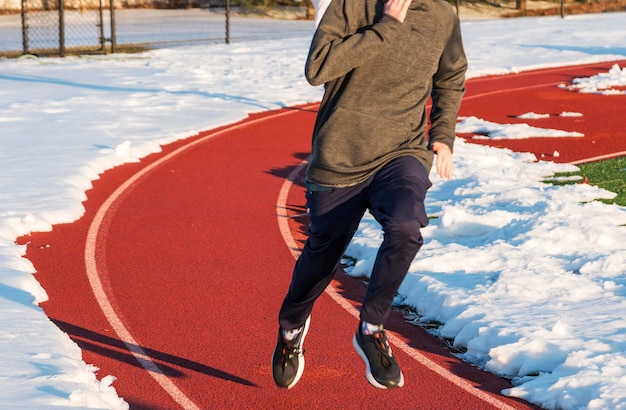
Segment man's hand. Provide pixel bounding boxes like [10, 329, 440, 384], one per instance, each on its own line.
[431, 142, 453, 180]
[384, 0, 411, 23]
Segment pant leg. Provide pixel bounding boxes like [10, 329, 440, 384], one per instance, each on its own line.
[278, 183, 368, 330]
[361, 156, 432, 325]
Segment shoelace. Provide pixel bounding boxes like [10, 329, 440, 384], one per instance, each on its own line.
[280, 332, 303, 367]
[372, 331, 393, 368]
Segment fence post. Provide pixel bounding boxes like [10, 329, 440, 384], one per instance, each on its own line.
[98, 0, 106, 51]
[59, 0, 66, 57]
[110, 0, 117, 52]
[225, 0, 230, 44]
[21, 0, 29, 54]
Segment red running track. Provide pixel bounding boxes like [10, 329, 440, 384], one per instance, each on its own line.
[458, 60, 626, 164]
[20, 61, 625, 409]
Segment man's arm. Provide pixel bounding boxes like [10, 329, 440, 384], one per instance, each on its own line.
[305, 0, 410, 86]
[429, 16, 467, 179]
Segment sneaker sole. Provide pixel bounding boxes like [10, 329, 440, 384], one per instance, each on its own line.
[273, 315, 311, 389]
[352, 334, 405, 389]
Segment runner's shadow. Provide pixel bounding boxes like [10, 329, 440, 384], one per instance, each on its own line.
[265, 151, 310, 180]
[267, 152, 310, 248]
[51, 319, 257, 387]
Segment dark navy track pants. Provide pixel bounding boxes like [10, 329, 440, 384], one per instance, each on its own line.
[278, 155, 432, 330]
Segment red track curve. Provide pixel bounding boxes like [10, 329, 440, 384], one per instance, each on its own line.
[458, 60, 626, 164]
[20, 60, 625, 409]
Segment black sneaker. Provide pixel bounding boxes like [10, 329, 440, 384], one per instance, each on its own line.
[272, 316, 311, 389]
[353, 324, 404, 389]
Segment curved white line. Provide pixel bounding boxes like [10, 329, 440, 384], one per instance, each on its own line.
[467, 60, 626, 85]
[276, 161, 518, 410]
[463, 81, 562, 101]
[568, 150, 626, 165]
[84, 106, 314, 409]
[85, 162, 202, 410]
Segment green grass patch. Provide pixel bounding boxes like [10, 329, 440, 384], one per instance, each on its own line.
[546, 156, 626, 206]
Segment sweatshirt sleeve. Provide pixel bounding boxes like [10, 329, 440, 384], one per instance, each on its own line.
[305, 0, 408, 87]
[428, 15, 467, 152]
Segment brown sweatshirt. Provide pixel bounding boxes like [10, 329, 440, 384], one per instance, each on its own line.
[304, 0, 467, 188]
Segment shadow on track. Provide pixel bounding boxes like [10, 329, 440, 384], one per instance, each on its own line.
[52, 319, 257, 387]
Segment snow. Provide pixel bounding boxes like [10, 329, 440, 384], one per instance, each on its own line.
[1, 10, 626, 410]
[560, 112, 584, 117]
[456, 116, 585, 139]
[517, 112, 551, 119]
[560, 63, 626, 95]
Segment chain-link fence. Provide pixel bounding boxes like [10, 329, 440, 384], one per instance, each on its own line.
[0, 0, 316, 57]
[1, 0, 111, 56]
[1, 0, 625, 58]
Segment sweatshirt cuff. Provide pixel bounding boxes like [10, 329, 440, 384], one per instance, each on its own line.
[428, 137, 455, 153]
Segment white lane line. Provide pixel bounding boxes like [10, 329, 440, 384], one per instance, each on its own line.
[84, 106, 314, 409]
[462, 81, 562, 101]
[568, 151, 626, 165]
[276, 160, 519, 410]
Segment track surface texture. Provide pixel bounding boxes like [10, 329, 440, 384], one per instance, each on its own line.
[22, 61, 625, 409]
[458, 60, 626, 164]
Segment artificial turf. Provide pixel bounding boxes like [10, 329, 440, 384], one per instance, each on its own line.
[548, 156, 626, 206]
